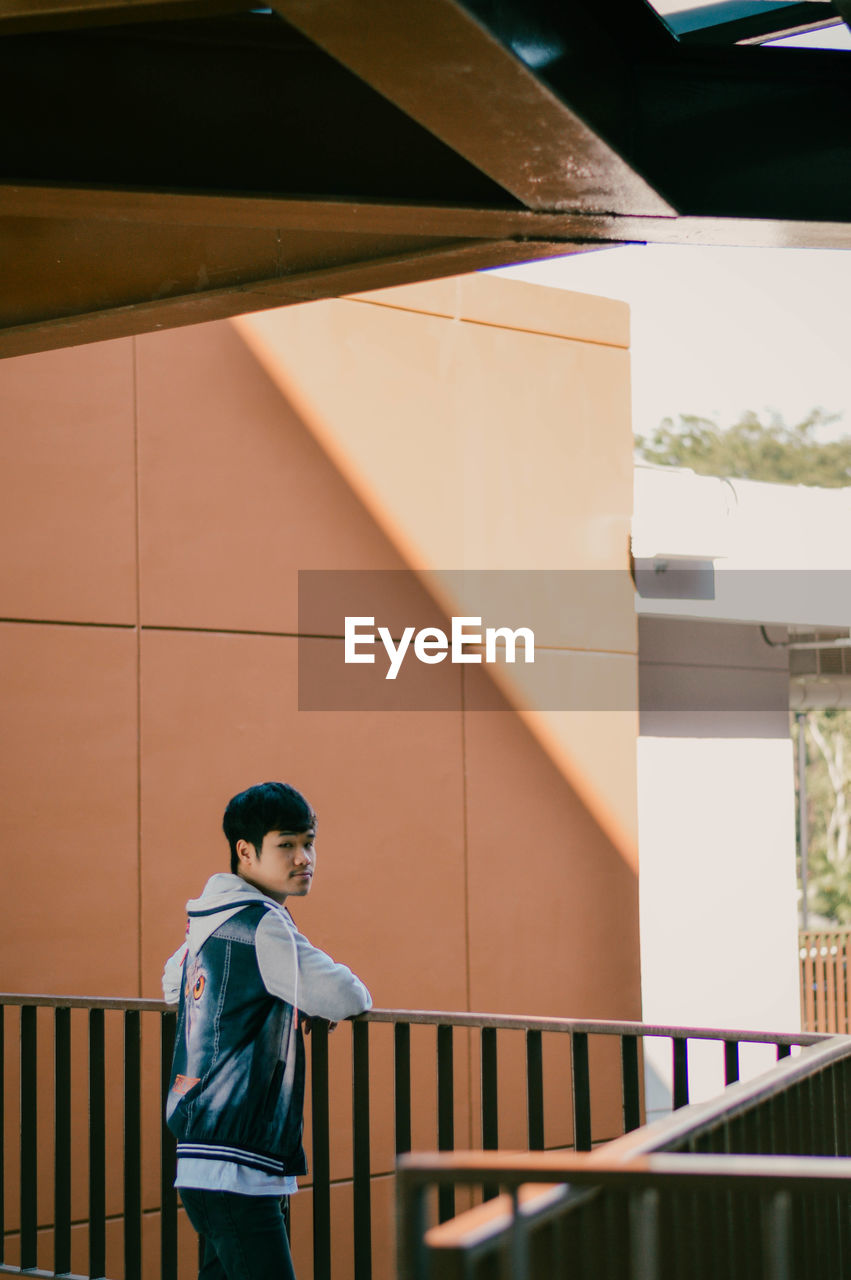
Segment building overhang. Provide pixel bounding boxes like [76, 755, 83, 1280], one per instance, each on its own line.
[2, 0, 850, 356]
[633, 463, 851, 709]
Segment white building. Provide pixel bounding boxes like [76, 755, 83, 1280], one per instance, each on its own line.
[633, 464, 851, 1117]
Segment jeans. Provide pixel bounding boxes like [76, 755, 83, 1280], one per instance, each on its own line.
[179, 1188, 297, 1280]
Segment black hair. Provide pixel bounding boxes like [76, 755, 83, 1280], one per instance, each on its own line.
[223, 782, 316, 874]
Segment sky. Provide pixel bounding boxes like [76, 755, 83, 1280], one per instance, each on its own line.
[494, 243, 851, 441]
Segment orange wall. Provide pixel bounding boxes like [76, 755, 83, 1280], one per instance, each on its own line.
[236, 275, 639, 860]
[0, 275, 639, 1278]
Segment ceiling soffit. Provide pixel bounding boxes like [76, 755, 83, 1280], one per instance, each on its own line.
[0, 0, 849, 355]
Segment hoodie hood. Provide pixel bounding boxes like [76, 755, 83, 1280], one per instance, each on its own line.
[185, 873, 279, 954]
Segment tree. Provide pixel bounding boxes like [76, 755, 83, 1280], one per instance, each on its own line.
[636, 408, 849, 487]
[797, 711, 851, 924]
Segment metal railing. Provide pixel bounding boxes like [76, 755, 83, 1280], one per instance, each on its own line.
[398, 1033, 851, 1280]
[0, 995, 827, 1280]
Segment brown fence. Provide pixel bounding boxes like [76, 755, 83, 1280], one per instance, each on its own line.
[800, 927, 851, 1032]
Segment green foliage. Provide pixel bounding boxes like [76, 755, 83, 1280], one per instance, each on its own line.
[636, 408, 850, 487]
[795, 710, 851, 924]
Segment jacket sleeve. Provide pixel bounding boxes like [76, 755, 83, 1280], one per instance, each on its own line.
[162, 941, 188, 1005]
[255, 911, 372, 1020]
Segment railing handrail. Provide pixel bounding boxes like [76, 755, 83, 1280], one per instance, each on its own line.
[594, 1030, 851, 1163]
[0, 994, 829, 1047]
[0, 993, 173, 1011]
[363, 1008, 827, 1045]
[398, 1148, 851, 1191]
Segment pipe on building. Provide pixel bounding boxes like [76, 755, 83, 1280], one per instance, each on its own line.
[790, 677, 851, 710]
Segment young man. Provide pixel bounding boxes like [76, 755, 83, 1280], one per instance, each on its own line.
[163, 781, 372, 1280]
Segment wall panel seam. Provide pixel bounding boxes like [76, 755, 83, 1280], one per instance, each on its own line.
[343, 298, 630, 349]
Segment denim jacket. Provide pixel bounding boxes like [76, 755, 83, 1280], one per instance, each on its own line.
[164, 874, 372, 1177]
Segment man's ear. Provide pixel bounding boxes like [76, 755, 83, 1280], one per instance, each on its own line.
[235, 838, 256, 867]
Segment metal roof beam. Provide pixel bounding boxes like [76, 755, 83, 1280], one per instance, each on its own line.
[0, 227, 589, 359]
[4, 185, 851, 249]
[274, 0, 675, 217]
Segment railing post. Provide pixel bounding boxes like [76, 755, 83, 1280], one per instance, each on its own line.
[673, 1038, 689, 1110]
[437, 1024, 455, 1222]
[629, 1188, 660, 1280]
[571, 1031, 592, 1151]
[397, 1174, 428, 1280]
[54, 1006, 72, 1277]
[160, 1009, 178, 1280]
[621, 1034, 641, 1133]
[778, 1075, 788, 1157]
[352, 1019, 372, 1280]
[481, 1026, 499, 1201]
[504, 1185, 529, 1280]
[311, 1017, 331, 1280]
[20, 1005, 37, 1272]
[762, 1191, 792, 1280]
[124, 1009, 142, 1280]
[89, 1006, 106, 1280]
[525, 1028, 544, 1150]
[724, 1040, 740, 1086]
[394, 1021, 412, 1156]
[841, 1054, 851, 1159]
[481, 1027, 499, 1150]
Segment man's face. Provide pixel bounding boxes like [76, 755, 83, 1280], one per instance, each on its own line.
[235, 828, 316, 903]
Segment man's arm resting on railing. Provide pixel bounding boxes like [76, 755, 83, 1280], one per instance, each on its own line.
[256, 910, 372, 1020]
[160, 919, 371, 1022]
